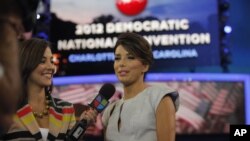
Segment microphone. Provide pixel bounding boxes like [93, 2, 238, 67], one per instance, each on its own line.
[88, 83, 115, 112]
[65, 83, 116, 141]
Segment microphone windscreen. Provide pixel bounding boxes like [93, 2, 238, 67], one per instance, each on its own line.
[99, 83, 116, 100]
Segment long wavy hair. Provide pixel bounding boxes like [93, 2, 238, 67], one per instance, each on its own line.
[19, 38, 53, 106]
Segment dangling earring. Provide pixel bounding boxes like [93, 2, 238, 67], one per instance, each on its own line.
[53, 66, 57, 75]
[46, 86, 52, 95]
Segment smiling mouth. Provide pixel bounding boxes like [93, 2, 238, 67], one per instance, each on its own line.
[43, 73, 53, 79]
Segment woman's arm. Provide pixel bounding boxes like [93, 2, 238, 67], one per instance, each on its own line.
[156, 96, 176, 141]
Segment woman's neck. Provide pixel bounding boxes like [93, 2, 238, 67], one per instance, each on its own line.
[27, 84, 46, 105]
[123, 81, 147, 100]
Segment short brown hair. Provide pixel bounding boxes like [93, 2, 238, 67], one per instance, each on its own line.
[114, 32, 154, 67]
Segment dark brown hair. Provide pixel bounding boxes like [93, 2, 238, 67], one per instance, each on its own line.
[19, 38, 53, 105]
[114, 32, 154, 67]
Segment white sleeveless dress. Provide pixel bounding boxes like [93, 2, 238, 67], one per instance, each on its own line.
[102, 85, 179, 141]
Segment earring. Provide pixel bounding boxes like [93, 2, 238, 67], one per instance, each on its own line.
[53, 67, 57, 74]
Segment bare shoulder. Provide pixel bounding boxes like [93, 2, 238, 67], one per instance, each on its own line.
[157, 96, 175, 112]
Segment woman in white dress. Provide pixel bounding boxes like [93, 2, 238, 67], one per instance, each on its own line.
[102, 32, 179, 141]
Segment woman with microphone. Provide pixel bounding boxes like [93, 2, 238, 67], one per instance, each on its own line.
[1, 38, 97, 141]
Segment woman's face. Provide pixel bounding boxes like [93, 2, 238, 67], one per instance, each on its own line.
[28, 47, 54, 87]
[114, 45, 148, 86]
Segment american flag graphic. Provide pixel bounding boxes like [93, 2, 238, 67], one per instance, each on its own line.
[201, 82, 218, 101]
[209, 89, 236, 116]
[52, 81, 244, 134]
[178, 89, 201, 111]
[52, 84, 102, 105]
[176, 106, 205, 129]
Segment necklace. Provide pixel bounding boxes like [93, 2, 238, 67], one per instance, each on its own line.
[32, 96, 50, 118]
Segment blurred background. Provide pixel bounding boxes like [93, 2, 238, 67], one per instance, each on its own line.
[29, 0, 250, 140]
